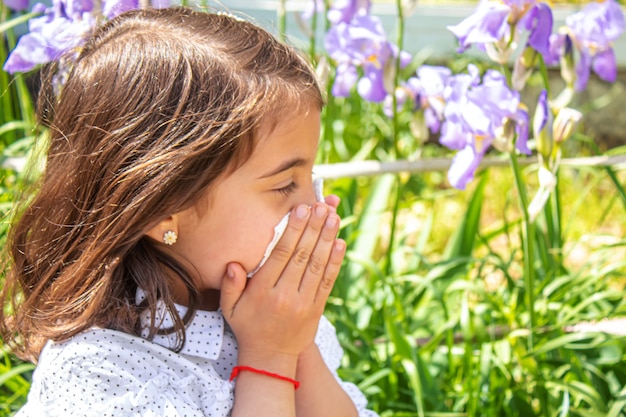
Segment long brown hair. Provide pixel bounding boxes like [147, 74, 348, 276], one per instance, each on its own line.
[1, 7, 324, 362]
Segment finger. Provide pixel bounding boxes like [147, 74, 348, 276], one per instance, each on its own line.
[219, 263, 247, 319]
[254, 204, 310, 287]
[313, 238, 345, 307]
[324, 194, 340, 212]
[276, 202, 330, 292]
[297, 211, 340, 298]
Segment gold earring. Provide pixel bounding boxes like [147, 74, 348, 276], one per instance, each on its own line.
[163, 230, 177, 245]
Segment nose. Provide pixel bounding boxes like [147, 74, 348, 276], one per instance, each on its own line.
[302, 184, 317, 207]
[300, 176, 323, 207]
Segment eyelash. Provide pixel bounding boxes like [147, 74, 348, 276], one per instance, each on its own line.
[274, 182, 298, 196]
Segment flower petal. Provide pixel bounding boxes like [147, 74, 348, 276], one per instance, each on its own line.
[447, 1, 511, 51]
[574, 50, 591, 91]
[4, 0, 29, 11]
[357, 67, 387, 102]
[592, 48, 617, 83]
[447, 144, 483, 190]
[332, 63, 359, 97]
[524, 3, 553, 57]
[3, 32, 53, 73]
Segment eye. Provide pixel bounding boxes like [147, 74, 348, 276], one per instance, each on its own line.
[274, 181, 298, 196]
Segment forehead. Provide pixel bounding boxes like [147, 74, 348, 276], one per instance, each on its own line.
[252, 105, 321, 162]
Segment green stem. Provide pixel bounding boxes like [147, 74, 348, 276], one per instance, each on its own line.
[383, 0, 406, 276]
[500, 63, 512, 86]
[548, 169, 563, 275]
[392, 0, 405, 159]
[442, 301, 454, 377]
[1, 6, 35, 145]
[321, 75, 336, 163]
[308, 1, 318, 64]
[0, 4, 15, 146]
[277, 0, 287, 41]
[537, 54, 551, 97]
[384, 178, 401, 277]
[509, 151, 535, 351]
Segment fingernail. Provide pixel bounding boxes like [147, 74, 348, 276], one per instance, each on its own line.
[315, 204, 327, 217]
[227, 264, 235, 279]
[334, 239, 346, 252]
[325, 214, 338, 228]
[296, 205, 309, 219]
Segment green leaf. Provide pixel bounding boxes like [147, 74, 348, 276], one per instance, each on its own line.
[345, 174, 395, 281]
[607, 384, 626, 417]
[0, 11, 42, 35]
[443, 170, 488, 259]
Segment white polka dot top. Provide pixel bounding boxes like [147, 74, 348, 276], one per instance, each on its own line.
[14, 298, 378, 416]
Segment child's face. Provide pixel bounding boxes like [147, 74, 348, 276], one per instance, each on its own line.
[170, 107, 321, 291]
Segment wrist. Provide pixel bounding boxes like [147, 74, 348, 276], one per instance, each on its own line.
[237, 349, 299, 379]
[230, 366, 301, 389]
[298, 343, 320, 363]
[296, 343, 323, 377]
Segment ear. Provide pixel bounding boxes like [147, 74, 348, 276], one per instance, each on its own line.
[145, 215, 179, 245]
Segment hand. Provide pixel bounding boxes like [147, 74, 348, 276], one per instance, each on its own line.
[220, 202, 345, 366]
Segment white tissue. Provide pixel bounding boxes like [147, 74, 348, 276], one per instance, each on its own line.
[247, 212, 290, 278]
[314, 177, 324, 203]
[246, 177, 325, 278]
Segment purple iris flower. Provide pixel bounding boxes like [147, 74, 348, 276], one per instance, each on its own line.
[447, 1, 510, 53]
[3, 0, 141, 74]
[514, 107, 530, 154]
[440, 65, 530, 189]
[448, 0, 554, 63]
[533, 89, 554, 158]
[4, 7, 94, 73]
[563, 0, 624, 91]
[103, 0, 138, 19]
[327, 0, 371, 25]
[4, 0, 29, 11]
[520, 2, 553, 57]
[325, 14, 410, 102]
[533, 90, 550, 139]
[387, 66, 451, 131]
[4, 0, 93, 73]
[332, 63, 359, 97]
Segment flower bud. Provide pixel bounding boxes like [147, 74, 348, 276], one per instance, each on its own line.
[512, 47, 537, 91]
[553, 107, 582, 144]
[560, 34, 575, 86]
[521, 45, 538, 68]
[485, 38, 513, 65]
[493, 117, 516, 152]
[533, 90, 554, 160]
[383, 58, 398, 96]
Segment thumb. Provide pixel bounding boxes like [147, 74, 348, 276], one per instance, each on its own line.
[220, 263, 246, 318]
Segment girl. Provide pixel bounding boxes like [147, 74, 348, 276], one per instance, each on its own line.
[1, 7, 378, 417]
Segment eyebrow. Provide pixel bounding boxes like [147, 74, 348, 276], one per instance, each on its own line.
[258, 157, 308, 179]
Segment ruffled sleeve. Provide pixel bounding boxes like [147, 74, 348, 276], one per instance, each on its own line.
[315, 316, 379, 417]
[16, 329, 233, 417]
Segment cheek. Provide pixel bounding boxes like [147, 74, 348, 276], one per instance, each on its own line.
[208, 209, 278, 271]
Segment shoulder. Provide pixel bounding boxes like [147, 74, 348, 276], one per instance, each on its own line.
[19, 328, 233, 417]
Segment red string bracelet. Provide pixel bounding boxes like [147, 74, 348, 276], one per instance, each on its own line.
[229, 365, 300, 390]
